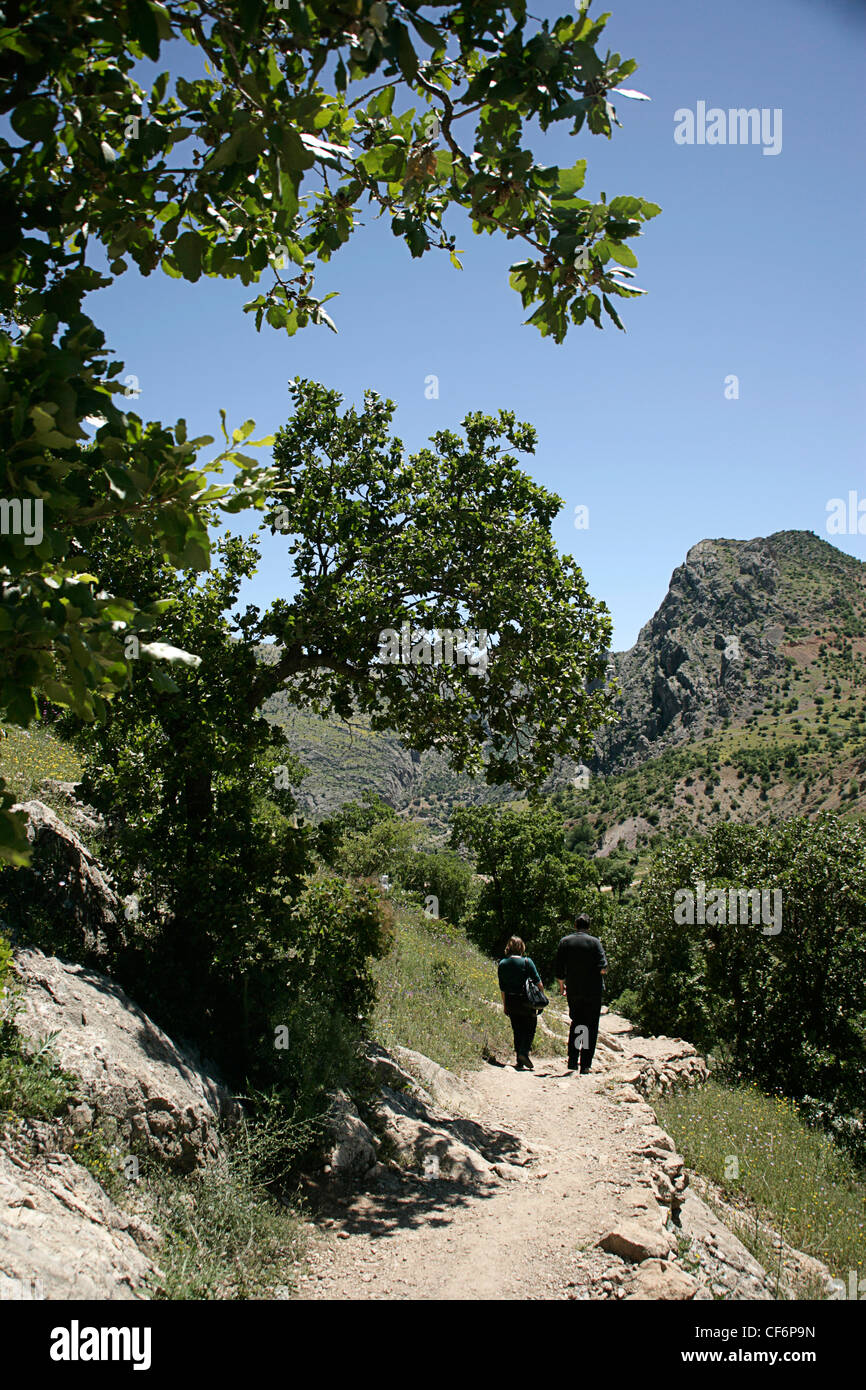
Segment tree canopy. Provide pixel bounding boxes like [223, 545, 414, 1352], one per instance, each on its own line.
[1, 0, 657, 859]
[254, 379, 615, 787]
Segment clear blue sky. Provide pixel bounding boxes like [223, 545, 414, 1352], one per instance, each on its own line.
[90, 0, 866, 651]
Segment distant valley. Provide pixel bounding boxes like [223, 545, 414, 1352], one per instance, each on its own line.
[265, 530, 866, 846]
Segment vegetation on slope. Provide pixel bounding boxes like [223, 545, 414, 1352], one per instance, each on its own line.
[657, 1080, 866, 1292]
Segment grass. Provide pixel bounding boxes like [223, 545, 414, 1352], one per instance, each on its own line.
[370, 897, 565, 1073]
[1, 930, 308, 1300]
[0, 723, 80, 801]
[138, 1126, 309, 1300]
[0, 1029, 77, 1123]
[655, 1077, 866, 1289]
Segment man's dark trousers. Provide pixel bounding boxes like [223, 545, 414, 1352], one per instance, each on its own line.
[567, 994, 601, 1071]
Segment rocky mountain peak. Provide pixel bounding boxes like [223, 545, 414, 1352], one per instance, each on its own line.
[595, 531, 866, 773]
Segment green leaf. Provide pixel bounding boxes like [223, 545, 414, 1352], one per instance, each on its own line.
[266, 48, 282, 89]
[279, 127, 315, 172]
[150, 666, 180, 694]
[608, 195, 642, 218]
[205, 127, 246, 171]
[11, 96, 57, 143]
[554, 161, 587, 198]
[127, 0, 161, 61]
[390, 21, 419, 82]
[173, 231, 203, 281]
[607, 242, 638, 268]
[29, 404, 57, 434]
[41, 678, 75, 707]
[408, 12, 444, 50]
[358, 142, 405, 182]
[602, 294, 625, 331]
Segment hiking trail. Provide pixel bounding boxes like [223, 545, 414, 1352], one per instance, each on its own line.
[289, 1008, 826, 1301]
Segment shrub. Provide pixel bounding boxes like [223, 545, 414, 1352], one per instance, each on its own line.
[628, 816, 866, 1163]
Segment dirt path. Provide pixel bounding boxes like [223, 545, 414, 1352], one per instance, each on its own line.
[292, 1015, 707, 1301]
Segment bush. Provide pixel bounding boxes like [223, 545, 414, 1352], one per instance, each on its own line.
[315, 792, 397, 866]
[450, 802, 601, 977]
[394, 848, 478, 926]
[143, 1106, 310, 1300]
[627, 815, 866, 1163]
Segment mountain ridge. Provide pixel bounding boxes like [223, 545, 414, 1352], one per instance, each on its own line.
[264, 529, 866, 833]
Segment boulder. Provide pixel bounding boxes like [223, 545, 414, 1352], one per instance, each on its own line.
[8, 800, 125, 960]
[599, 1219, 676, 1263]
[324, 1092, 378, 1182]
[0, 1138, 159, 1300]
[391, 1045, 478, 1114]
[362, 1041, 432, 1103]
[678, 1189, 774, 1300]
[376, 1088, 498, 1185]
[13, 949, 231, 1172]
[684, 1179, 837, 1300]
[622, 1258, 699, 1300]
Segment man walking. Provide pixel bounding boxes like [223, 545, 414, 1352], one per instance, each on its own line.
[555, 913, 607, 1074]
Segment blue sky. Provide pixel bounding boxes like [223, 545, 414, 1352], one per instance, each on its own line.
[90, 0, 866, 651]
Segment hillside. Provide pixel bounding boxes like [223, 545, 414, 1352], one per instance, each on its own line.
[3, 801, 861, 1303]
[565, 531, 866, 849]
[4, 531, 863, 843]
[260, 531, 866, 837]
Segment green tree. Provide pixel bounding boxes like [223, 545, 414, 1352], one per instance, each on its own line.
[315, 791, 397, 866]
[1, 0, 659, 859]
[450, 801, 600, 973]
[396, 847, 478, 926]
[329, 812, 477, 926]
[3, 522, 389, 1085]
[565, 815, 595, 855]
[631, 816, 866, 1158]
[334, 816, 421, 879]
[251, 379, 616, 790]
[601, 849, 633, 898]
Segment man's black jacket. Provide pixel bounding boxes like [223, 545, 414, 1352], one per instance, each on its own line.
[555, 930, 608, 998]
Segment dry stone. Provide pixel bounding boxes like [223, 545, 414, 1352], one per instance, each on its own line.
[599, 1218, 676, 1263]
[391, 1045, 479, 1114]
[678, 1189, 775, 1300]
[622, 1258, 699, 1300]
[362, 1042, 432, 1103]
[0, 1138, 159, 1300]
[376, 1087, 500, 1185]
[324, 1092, 378, 1182]
[13, 948, 231, 1172]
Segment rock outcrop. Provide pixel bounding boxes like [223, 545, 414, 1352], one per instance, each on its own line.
[324, 1042, 535, 1191]
[13, 948, 233, 1173]
[0, 1129, 160, 1300]
[6, 799, 125, 961]
[595, 531, 863, 773]
[324, 1092, 379, 1183]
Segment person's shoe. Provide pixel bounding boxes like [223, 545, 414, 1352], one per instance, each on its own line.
[580, 1067, 592, 1075]
[522, 1055, 534, 1070]
[515, 1059, 526, 1070]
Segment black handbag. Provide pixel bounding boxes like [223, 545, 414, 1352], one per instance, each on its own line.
[524, 960, 549, 1012]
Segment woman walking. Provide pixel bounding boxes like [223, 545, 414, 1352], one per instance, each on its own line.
[498, 935, 544, 1071]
